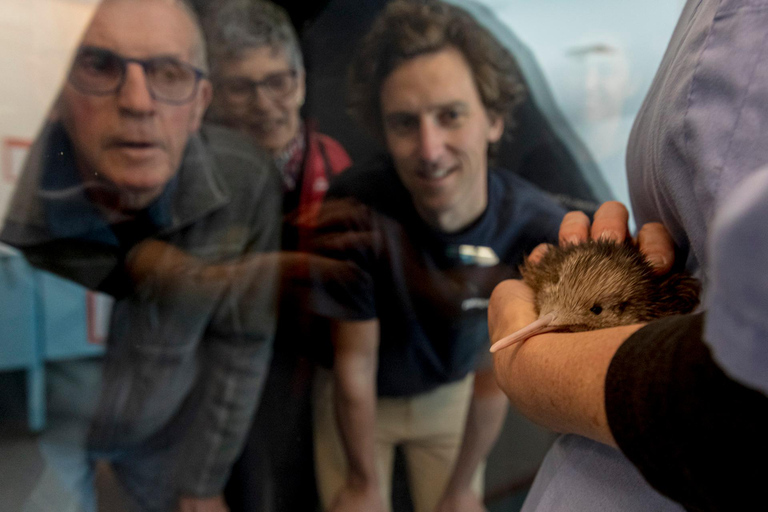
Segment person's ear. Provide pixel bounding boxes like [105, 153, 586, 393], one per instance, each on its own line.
[487, 112, 504, 143]
[297, 69, 306, 108]
[189, 79, 213, 132]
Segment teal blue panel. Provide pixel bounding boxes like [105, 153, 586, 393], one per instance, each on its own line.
[36, 270, 106, 361]
[0, 249, 37, 370]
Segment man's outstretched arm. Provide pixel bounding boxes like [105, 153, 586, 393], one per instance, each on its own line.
[434, 367, 508, 512]
[329, 318, 386, 512]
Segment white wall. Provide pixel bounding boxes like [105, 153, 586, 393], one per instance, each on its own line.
[0, 0, 97, 220]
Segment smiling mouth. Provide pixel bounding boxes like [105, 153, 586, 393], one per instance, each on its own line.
[416, 166, 455, 181]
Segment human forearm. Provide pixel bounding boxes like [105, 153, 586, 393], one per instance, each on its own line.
[334, 366, 379, 486]
[332, 319, 381, 487]
[606, 313, 768, 511]
[492, 325, 641, 447]
[435, 369, 507, 512]
[445, 369, 507, 493]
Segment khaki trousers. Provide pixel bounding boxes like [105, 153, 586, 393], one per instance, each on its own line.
[312, 369, 484, 512]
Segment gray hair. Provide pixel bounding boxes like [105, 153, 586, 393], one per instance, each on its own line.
[100, 0, 209, 72]
[175, 0, 209, 72]
[206, 0, 303, 77]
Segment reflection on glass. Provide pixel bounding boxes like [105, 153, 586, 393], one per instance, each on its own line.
[202, 1, 353, 511]
[1, 1, 282, 510]
[0, 1, 686, 512]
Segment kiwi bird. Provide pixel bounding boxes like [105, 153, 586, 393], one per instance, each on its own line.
[490, 240, 700, 353]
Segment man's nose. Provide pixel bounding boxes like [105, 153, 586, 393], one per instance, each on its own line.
[418, 120, 445, 163]
[117, 63, 156, 115]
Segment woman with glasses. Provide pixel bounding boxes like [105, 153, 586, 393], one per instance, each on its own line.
[206, 0, 351, 248]
[204, 2, 351, 512]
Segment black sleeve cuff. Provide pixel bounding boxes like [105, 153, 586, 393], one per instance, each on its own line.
[605, 313, 768, 512]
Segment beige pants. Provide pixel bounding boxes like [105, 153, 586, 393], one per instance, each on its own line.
[312, 369, 484, 512]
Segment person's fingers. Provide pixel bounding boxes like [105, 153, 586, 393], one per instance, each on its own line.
[559, 211, 590, 246]
[527, 243, 553, 265]
[591, 201, 630, 242]
[636, 222, 675, 274]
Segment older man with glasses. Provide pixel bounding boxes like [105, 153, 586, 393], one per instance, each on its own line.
[1, 1, 282, 511]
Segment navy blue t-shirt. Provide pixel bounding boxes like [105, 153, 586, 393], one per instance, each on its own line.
[311, 158, 566, 396]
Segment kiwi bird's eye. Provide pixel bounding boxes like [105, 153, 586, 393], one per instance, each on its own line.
[590, 305, 603, 315]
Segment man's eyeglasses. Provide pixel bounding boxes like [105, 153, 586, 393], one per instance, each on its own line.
[218, 71, 299, 104]
[68, 46, 207, 105]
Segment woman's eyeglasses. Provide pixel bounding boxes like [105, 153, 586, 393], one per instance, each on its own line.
[218, 71, 298, 104]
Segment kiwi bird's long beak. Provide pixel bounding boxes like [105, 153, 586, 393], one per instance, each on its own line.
[490, 312, 558, 353]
